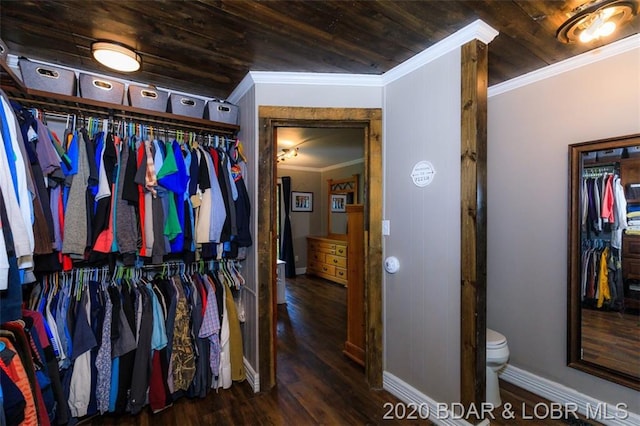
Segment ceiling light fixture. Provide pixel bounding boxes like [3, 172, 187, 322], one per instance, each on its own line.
[277, 147, 299, 163]
[91, 41, 141, 72]
[556, 0, 637, 44]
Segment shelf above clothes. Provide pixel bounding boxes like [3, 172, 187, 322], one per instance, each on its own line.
[0, 58, 239, 136]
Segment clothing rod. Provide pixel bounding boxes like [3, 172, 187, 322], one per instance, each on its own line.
[8, 95, 237, 135]
[139, 259, 239, 270]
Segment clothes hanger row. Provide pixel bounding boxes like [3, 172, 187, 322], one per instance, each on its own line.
[28, 107, 247, 162]
[27, 106, 237, 141]
[582, 164, 618, 178]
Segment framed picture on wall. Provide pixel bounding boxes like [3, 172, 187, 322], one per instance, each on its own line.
[331, 194, 347, 212]
[292, 191, 313, 212]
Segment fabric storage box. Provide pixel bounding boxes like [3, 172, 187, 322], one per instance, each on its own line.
[627, 146, 640, 158]
[19, 58, 76, 96]
[597, 147, 623, 161]
[204, 99, 239, 125]
[128, 84, 169, 112]
[167, 94, 205, 118]
[582, 151, 597, 164]
[79, 73, 124, 104]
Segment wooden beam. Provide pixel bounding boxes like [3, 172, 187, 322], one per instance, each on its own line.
[365, 110, 383, 388]
[460, 39, 488, 414]
[258, 116, 276, 391]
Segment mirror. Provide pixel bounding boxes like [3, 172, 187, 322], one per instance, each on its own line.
[327, 174, 358, 238]
[568, 133, 640, 390]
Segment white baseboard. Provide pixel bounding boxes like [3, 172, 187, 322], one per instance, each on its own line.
[243, 357, 260, 393]
[500, 364, 640, 426]
[383, 371, 475, 426]
[384, 367, 639, 426]
[296, 267, 306, 275]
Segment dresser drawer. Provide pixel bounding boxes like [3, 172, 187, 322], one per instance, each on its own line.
[308, 251, 326, 263]
[623, 257, 640, 279]
[335, 267, 347, 281]
[318, 263, 336, 276]
[623, 234, 640, 256]
[335, 244, 347, 256]
[307, 259, 322, 273]
[308, 240, 336, 254]
[326, 254, 347, 268]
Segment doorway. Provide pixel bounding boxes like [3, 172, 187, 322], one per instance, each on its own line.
[257, 106, 383, 391]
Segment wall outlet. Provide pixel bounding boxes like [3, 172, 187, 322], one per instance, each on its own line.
[295, 255, 299, 262]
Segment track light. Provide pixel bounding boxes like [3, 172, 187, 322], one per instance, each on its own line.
[277, 148, 299, 163]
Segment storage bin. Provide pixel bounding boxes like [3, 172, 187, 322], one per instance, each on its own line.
[204, 99, 239, 125]
[582, 151, 597, 164]
[79, 73, 124, 104]
[627, 146, 640, 158]
[19, 58, 76, 96]
[167, 94, 205, 118]
[128, 84, 169, 112]
[597, 147, 623, 161]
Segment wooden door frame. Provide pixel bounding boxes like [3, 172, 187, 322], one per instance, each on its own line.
[257, 106, 383, 390]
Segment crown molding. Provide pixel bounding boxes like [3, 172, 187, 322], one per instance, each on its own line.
[488, 33, 640, 98]
[228, 19, 498, 101]
[278, 157, 364, 173]
[227, 70, 381, 103]
[381, 19, 498, 85]
[277, 164, 322, 172]
[227, 72, 258, 104]
[248, 71, 382, 87]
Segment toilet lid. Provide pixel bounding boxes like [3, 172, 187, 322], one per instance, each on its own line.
[486, 328, 506, 347]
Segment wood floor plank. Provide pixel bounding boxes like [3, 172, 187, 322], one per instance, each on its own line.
[85, 273, 604, 425]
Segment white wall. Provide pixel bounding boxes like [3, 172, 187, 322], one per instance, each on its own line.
[234, 24, 640, 415]
[487, 45, 640, 412]
[276, 168, 323, 269]
[255, 81, 382, 109]
[233, 85, 259, 370]
[383, 49, 462, 403]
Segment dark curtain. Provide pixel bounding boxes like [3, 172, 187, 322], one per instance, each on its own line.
[280, 176, 296, 278]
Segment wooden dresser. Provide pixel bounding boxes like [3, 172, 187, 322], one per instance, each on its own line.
[306, 236, 348, 285]
[620, 157, 640, 310]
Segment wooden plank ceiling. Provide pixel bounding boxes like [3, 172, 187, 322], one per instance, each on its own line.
[1, 0, 638, 100]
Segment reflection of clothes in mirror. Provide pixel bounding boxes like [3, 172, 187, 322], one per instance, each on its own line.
[580, 243, 623, 311]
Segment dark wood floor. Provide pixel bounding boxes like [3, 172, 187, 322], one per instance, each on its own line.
[581, 308, 640, 377]
[86, 274, 600, 425]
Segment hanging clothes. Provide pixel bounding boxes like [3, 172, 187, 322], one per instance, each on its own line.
[2, 261, 246, 424]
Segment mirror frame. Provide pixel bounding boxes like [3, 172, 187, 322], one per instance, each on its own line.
[568, 133, 640, 391]
[327, 174, 359, 240]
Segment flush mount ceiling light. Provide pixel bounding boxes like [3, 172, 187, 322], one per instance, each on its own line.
[91, 41, 141, 72]
[277, 147, 299, 163]
[556, 0, 637, 44]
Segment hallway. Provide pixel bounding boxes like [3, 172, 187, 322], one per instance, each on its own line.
[273, 274, 415, 424]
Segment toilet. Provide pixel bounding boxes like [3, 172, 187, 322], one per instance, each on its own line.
[486, 328, 509, 407]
